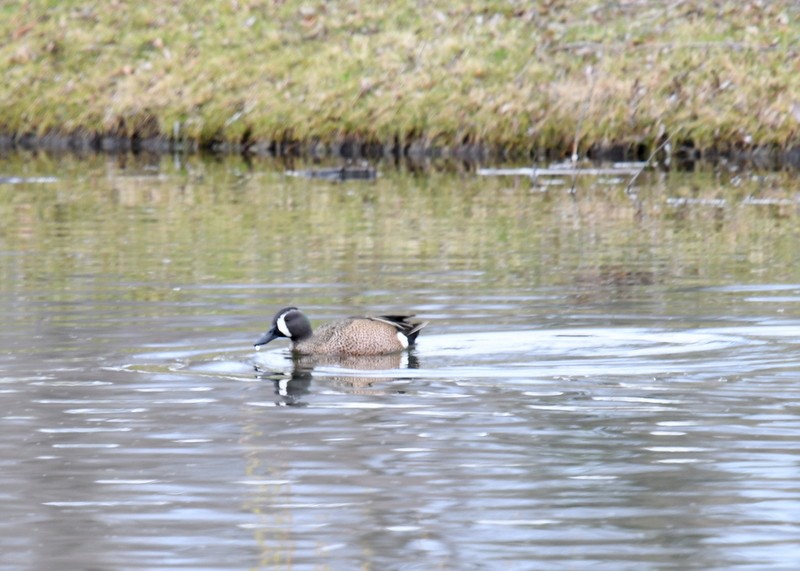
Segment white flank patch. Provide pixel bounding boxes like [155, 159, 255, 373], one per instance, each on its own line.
[277, 313, 292, 337]
[397, 332, 409, 349]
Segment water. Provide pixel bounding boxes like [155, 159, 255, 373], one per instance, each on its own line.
[1, 153, 800, 570]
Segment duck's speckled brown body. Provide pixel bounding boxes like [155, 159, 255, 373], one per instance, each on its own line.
[254, 307, 427, 356]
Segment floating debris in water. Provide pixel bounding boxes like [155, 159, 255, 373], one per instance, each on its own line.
[0, 176, 58, 184]
[666, 197, 727, 207]
[285, 166, 377, 181]
[742, 196, 800, 206]
[477, 165, 643, 177]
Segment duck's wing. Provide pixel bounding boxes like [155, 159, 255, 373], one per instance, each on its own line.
[369, 315, 428, 344]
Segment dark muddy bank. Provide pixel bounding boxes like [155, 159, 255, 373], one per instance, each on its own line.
[3, 130, 800, 171]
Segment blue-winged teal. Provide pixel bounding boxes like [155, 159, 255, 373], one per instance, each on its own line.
[254, 307, 427, 356]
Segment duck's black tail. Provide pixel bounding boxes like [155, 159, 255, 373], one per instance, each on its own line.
[373, 315, 429, 346]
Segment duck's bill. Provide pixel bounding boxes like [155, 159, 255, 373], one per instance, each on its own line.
[254, 327, 279, 347]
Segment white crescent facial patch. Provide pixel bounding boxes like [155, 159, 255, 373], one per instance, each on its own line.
[277, 312, 292, 337]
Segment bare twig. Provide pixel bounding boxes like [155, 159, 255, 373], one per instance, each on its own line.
[624, 130, 678, 194]
[570, 65, 597, 194]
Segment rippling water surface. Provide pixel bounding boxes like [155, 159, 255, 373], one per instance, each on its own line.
[1, 154, 800, 570]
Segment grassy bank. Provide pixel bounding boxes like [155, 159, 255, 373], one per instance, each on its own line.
[2, 1, 799, 156]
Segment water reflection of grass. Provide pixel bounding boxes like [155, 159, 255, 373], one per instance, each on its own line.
[0, 156, 798, 296]
[1, 1, 798, 153]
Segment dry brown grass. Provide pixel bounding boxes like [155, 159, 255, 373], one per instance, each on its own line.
[1, 1, 798, 153]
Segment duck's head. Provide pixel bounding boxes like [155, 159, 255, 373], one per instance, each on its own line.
[254, 307, 312, 348]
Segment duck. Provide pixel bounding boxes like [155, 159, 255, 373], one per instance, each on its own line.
[254, 307, 427, 356]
